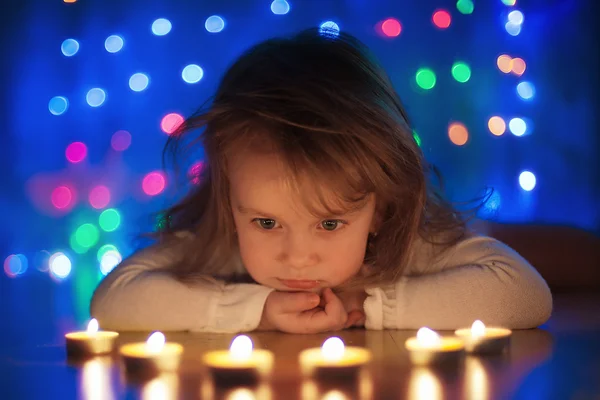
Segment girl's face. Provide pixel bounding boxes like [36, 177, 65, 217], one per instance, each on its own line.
[229, 151, 377, 292]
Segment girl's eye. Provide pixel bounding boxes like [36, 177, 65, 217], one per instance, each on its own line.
[253, 218, 279, 230]
[320, 220, 346, 231]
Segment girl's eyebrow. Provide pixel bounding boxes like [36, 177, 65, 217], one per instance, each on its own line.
[236, 205, 361, 219]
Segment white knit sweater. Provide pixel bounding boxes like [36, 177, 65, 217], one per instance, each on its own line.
[90, 233, 552, 332]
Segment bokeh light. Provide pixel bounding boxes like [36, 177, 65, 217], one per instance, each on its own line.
[448, 122, 469, 146]
[111, 130, 132, 151]
[74, 223, 100, 249]
[97, 244, 118, 262]
[105, 35, 124, 53]
[456, 0, 474, 15]
[182, 64, 204, 84]
[4, 254, 28, 278]
[33, 251, 50, 272]
[70, 232, 88, 254]
[65, 141, 87, 163]
[509, 118, 527, 136]
[100, 249, 122, 276]
[319, 21, 340, 36]
[49, 96, 69, 115]
[519, 171, 536, 191]
[205, 15, 225, 33]
[61, 39, 80, 56]
[413, 131, 422, 147]
[505, 21, 521, 36]
[51, 186, 74, 209]
[508, 10, 524, 24]
[152, 18, 172, 36]
[99, 208, 121, 232]
[86, 88, 106, 107]
[488, 116, 506, 136]
[502, 0, 517, 5]
[432, 10, 451, 29]
[142, 171, 166, 196]
[129, 73, 150, 92]
[451, 62, 471, 83]
[497, 54, 513, 74]
[271, 0, 290, 15]
[49, 252, 72, 280]
[517, 81, 536, 100]
[161, 113, 184, 135]
[381, 18, 401, 37]
[415, 68, 436, 90]
[89, 185, 111, 209]
[511, 57, 526, 76]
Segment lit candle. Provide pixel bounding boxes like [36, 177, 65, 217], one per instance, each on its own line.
[65, 318, 119, 357]
[455, 320, 512, 354]
[404, 327, 464, 366]
[298, 337, 372, 379]
[120, 332, 183, 380]
[202, 335, 274, 386]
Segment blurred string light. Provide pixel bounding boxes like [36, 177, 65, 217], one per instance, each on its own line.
[505, 10, 524, 36]
[448, 122, 469, 146]
[142, 171, 167, 196]
[161, 112, 184, 135]
[517, 81, 535, 100]
[271, 0, 290, 15]
[49, 96, 69, 115]
[509, 117, 527, 136]
[100, 248, 122, 276]
[319, 21, 340, 36]
[61, 39, 79, 56]
[51, 185, 75, 209]
[74, 223, 100, 249]
[86, 88, 106, 107]
[182, 64, 204, 84]
[49, 252, 72, 280]
[456, 0, 474, 15]
[380, 18, 401, 37]
[99, 208, 121, 232]
[152, 18, 172, 36]
[4, 254, 28, 278]
[65, 141, 87, 163]
[205, 15, 225, 33]
[451, 62, 471, 83]
[89, 185, 111, 209]
[496, 54, 512, 73]
[415, 68, 436, 90]
[502, 0, 517, 5]
[33, 251, 50, 272]
[511, 57, 526, 76]
[488, 116, 506, 136]
[64, 0, 77, 3]
[111, 130, 131, 151]
[412, 131, 422, 147]
[432, 10, 451, 29]
[519, 171, 536, 191]
[105, 35, 124, 53]
[129, 73, 150, 92]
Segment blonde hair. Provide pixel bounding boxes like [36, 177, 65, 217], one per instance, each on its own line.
[155, 28, 473, 290]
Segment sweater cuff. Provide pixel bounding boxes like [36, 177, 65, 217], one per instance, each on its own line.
[364, 284, 399, 330]
[211, 284, 275, 333]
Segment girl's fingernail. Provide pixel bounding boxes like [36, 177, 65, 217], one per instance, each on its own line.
[309, 295, 319, 304]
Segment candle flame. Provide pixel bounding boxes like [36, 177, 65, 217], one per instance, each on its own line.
[229, 335, 253, 361]
[416, 327, 441, 347]
[146, 331, 166, 353]
[321, 337, 345, 361]
[87, 318, 99, 334]
[471, 320, 486, 337]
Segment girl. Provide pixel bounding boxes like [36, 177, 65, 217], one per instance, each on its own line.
[91, 28, 552, 333]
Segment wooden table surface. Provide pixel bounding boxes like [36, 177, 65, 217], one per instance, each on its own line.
[3, 293, 600, 399]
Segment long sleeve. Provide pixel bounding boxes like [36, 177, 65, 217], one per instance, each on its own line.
[363, 235, 553, 330]
[90, 241, 274, 333]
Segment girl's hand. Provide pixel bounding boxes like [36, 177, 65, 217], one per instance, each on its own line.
[336, 289, 368, 328]
[257, 288, 348, 334]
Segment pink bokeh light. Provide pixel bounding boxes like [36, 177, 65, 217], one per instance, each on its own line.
[111, 130, 132, 151]
[432, 10, 451, 29]
[161, 113, 184, 135]
[381, 18, 402, 37]
[89, 185, 111, 209]
[142, 171, 166, 196]
[65, 141, 88, 163]
[51, 185, 75, 209]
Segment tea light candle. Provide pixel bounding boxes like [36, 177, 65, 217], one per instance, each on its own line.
[202, 335, 274, 386]
[405, 327, 464, 366]
[120, 332, 183, 379]
[65, 318, 119, 357]
[455, 320, 512, 354]
[299, 337, 372, 379]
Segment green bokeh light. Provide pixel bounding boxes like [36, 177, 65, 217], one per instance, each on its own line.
[74, 223, 100, 249]
[70, 232, 88, 254]
[456, 0, 474, 15]
[451, 62, 471, 83]
[415, 68, 436, 90]
[501, 0, 516, 5]
[97, 244, 119, 262]
[99, 208, 121, 232]
[413, 131, 422, 147]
